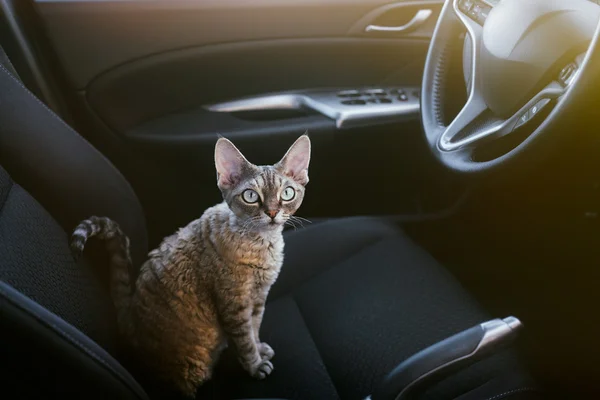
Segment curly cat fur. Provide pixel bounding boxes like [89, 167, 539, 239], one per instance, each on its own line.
[70, 135, 311, 397]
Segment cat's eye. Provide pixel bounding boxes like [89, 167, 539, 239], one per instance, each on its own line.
[242, 189, 260, 204]
[281, 186, 296, 201]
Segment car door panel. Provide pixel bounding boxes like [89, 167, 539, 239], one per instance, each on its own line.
[34, 0, 442, 88]
[17, 0, 463, 240]
[86, 38, 428, 131]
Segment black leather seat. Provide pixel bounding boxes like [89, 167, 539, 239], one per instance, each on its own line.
[0, 58, 539, 399]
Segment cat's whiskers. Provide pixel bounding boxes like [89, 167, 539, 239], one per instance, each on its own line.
[286, 218, 302, 229]
[291, 216, 312, 224]
[284, 219, 299, 231]
[283, 215, 311, 230]
[294, 217, 308, 228]
[282, 214, 309, 231]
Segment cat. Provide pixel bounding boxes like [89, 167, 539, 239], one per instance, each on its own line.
[70, 134, 311, 397]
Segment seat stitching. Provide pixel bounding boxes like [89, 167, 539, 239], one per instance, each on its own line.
[0, 174, 13, 217]
[290, 293, 341, 400]
[0, 284, 147, 399]
[0, 63, 74, 130]
[452, 376, 494, 398]
[0, 45, 21, 79]
[482, 387, 539, 400]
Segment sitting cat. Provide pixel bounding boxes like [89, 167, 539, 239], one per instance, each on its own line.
[70, 134, 311, 397]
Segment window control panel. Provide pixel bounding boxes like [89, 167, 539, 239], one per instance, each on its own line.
[206, 86, 421, 129]
[337, 88, 418, 106]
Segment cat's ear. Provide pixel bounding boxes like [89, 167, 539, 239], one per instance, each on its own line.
[276, 134, 311, 186]
[215, 137, 252, 189]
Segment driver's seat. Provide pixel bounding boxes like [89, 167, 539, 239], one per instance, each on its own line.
[0, 57, 539, 399]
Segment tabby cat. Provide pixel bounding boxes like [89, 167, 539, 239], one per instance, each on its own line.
[70, 135, 311, 397]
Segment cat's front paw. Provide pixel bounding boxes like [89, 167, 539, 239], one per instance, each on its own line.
[258, 342, 275, 360]
[248, 359, 274, 380]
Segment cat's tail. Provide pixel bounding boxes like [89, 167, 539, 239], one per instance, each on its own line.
[70, 216, 133, 310]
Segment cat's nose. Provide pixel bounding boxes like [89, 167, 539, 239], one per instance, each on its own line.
[265, 210, 278, 219]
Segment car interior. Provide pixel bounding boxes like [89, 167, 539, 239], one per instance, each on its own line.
[1, 0, 600, 399]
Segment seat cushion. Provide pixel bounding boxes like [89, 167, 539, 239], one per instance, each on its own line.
[0, 62, 147, 268]
[0, 165, 148, 400]
[0, 166, 116, 351]
[198, 217, 538, 400]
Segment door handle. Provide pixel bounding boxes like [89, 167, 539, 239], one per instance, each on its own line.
[365, 9, 432, 33]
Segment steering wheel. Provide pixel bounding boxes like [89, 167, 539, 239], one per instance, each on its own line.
[421, 0, 600, 174]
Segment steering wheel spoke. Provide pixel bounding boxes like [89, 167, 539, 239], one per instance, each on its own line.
[439, 93, 488, 150]
[452, 0, 485, 97]
[440, 81, 565, 151]
[435, 0, 489, 150]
